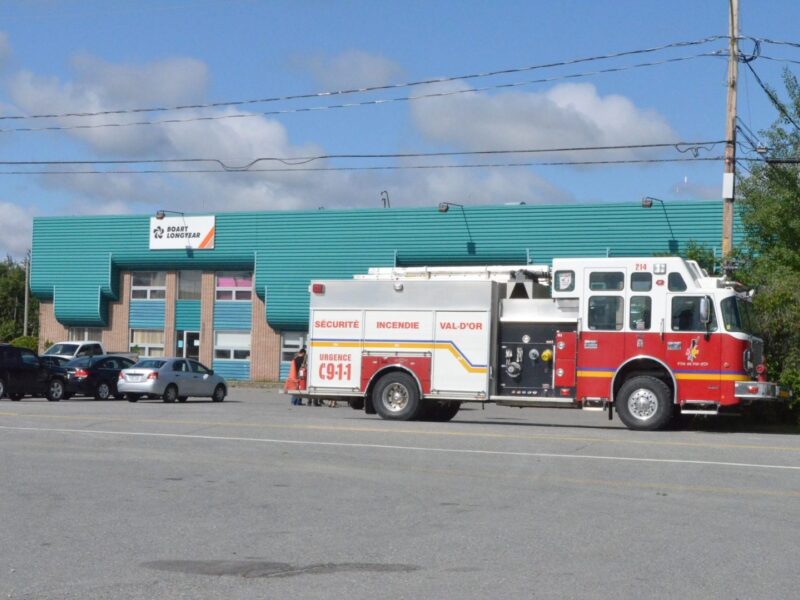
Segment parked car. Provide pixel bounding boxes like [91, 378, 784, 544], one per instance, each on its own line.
[118, 358, 227, 403]
[43, 341, 105, 361]
[47, 354, 137, 401]
[39, 355, 69, 368]
[0, 343, 52, 400]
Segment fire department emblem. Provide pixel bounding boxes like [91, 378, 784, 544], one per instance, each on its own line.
[686, 338, 700, 361]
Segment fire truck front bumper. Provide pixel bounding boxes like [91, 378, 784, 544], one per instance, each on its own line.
[734, 381, 790, 401]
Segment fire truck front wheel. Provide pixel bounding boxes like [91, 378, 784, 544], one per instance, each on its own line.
[616, 376, 674, 431]
[373, 372, 423, 421]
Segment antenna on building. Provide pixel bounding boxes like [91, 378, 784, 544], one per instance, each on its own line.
[381, 190, 390, 208]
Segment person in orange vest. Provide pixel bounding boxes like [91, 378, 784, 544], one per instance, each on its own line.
[286, 347, 306, 406]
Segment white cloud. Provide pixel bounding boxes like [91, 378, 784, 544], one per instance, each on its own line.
[412, 81, 678, 161]
[9, 55, 208, 154]
[0, 201, 34, 257]
[293, 49, 403, 89]
[8, 53, 574, 218]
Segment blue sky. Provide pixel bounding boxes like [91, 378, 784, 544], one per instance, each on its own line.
[0, 0, 798, 257]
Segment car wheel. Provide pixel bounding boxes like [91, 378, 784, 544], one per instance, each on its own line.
[0, 377, 5, 398]
[372, 372, 423, 421]
[616, 375, 674, 431]
[95, 382, 111, 400]
[46, 378, 66, 402]
[178, 395, 188, 402]
[126, 393, 141, 403]
[212, 384, 226, 402]
[162, 384, 178, 403]
[8, 392, 23, 401]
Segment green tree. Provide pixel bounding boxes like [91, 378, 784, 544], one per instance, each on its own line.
[0, 256, 39, 343]
[736, 67, 800, 398]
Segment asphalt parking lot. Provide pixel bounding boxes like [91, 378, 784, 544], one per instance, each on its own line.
[2, 388, 799, 599]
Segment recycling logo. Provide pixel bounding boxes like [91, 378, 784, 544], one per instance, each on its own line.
[153, 226, 164, 239]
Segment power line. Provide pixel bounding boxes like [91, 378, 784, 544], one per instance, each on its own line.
[744, 62, 800, 130]
[0, 36, 728, 123]
[0, 140, 725, 170]
[0, 52, 726, 135]
[0, 156, 724, 176]
[753, 37, 800, 49]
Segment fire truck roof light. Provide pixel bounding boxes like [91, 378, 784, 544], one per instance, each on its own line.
[311, 283, 325, 294]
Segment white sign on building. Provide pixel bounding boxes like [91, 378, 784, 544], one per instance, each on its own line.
[149, 216, 216, 250]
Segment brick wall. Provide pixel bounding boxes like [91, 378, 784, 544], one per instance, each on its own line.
[38, 301, 68, 354]
[250, 292, 281, 381]
[102, 272, 130, 353]
[199, 272, 215, 366]
[164, 271, 177, 356]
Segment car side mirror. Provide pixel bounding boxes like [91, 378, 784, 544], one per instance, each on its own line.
[208, 369, 214, 376]
[699, 297, 711, 325]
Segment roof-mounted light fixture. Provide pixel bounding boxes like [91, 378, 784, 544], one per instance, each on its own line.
[155, 209, 186, 220]
[641, 196, 665, 209]
[438, 201, 464, 213]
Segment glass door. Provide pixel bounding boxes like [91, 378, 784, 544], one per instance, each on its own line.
[177, 331, 201, 360]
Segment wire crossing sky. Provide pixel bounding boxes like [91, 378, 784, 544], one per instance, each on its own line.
[0, 0, 798, 257]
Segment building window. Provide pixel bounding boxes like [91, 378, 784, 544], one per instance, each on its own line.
[215, 271, 252, 301]
[131, 271, 166, 300]
[588, 296, 623, 330]
[68, 327, 103, 341]
[130, 329, 165, 357]
[214, 331, 251, 360]
[178, 270, 202, 300]
[589, 272, 624, 291]
[281, 331, 307, 362]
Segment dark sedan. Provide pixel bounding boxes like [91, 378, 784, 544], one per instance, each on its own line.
[47, 355, 137, 401]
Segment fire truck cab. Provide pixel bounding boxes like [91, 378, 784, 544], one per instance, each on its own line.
[299, 256, 783, 430]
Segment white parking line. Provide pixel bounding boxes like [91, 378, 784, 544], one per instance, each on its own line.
[2, 424, 800, 471]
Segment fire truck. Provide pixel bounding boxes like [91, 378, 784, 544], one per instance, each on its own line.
[294, 256, 784, 430]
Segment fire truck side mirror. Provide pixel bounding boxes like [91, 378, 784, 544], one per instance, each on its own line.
[699, 297, 711, 325]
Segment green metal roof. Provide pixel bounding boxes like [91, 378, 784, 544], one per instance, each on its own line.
[31, 201, 742, 329]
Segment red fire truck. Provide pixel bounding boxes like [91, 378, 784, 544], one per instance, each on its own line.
[294, 257, 784, 430]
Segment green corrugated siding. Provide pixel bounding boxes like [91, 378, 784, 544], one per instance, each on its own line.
[175, 300, 201, 331]
[31, 201, 743, 329]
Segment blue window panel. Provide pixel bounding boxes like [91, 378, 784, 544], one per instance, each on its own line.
[175, 300, 201, 330]
[129, 300, 165, 329]
[212, 360, 251, 381]
[213, 302, 252, 330]
[279, 361, 291, 381]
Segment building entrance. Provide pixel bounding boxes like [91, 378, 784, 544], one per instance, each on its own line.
[177, 331, 200, 360]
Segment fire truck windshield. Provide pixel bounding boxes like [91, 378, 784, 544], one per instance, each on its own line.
[721, 296, 757, 335]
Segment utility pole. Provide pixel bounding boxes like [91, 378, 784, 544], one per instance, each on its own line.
[722, 0, 739, 256]
[23, 250, 30, 337]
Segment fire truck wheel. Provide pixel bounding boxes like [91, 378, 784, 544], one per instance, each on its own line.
[373, 372, 423, 421]
[616, 376, 674, 431]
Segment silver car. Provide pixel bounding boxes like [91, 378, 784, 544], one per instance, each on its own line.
[118, 358, 227, 403]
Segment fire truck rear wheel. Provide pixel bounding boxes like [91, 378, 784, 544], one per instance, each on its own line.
[373, 372, 423, 421]
[616, 375, 674, 431]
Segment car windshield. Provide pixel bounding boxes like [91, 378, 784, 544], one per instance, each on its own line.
[721, 296, 757, 335]
[45, 343, 79, 355]
[66, 356, 92, 368]
[133, 359, 166, 369]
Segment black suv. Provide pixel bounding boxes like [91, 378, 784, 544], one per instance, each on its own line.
[0, 344, 54, 400]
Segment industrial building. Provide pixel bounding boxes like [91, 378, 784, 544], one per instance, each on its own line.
[30, 200, 738, 381]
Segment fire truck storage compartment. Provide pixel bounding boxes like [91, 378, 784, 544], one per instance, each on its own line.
[499, 323, 564, 396]
[497, 298, 578, 397]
